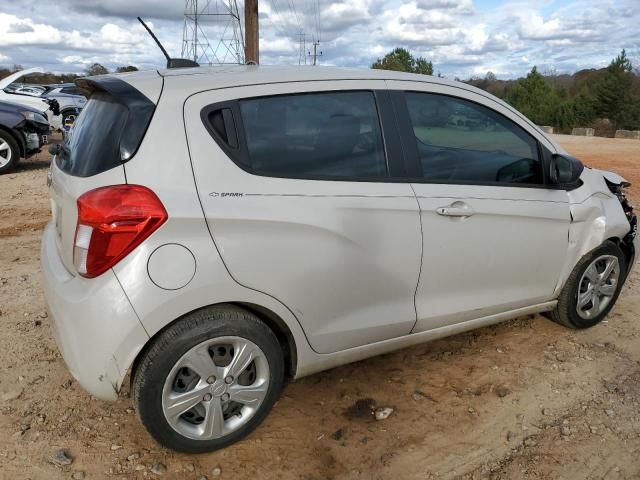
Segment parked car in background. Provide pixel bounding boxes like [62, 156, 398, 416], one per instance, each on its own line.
[45, 83, 83, 96]
[0, 100, 50, 173]
[10, 84, 49, 96]
[43, 83, 87, 128]
[0, 67, 61, 129]
[42, 66, 637, 453]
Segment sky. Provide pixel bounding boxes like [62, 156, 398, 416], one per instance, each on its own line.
[0, 0, 638, 80]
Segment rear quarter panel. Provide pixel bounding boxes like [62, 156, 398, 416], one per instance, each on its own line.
[113, 78, 315, 371]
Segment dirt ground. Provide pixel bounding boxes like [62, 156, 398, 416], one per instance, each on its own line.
[1, 134, 639, 480]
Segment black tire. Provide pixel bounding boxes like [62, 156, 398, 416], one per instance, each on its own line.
[132, 305, 284, 453]
[0, 129, 20, 174]
[550, 241, 626, 329]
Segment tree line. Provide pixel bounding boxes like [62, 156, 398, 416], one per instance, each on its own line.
[373, 48, 640, 134]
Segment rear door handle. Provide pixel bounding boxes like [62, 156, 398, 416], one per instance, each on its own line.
[436, 202, 474, 217]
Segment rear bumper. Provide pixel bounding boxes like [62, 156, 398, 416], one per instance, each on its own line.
[40, 221, 149, 400]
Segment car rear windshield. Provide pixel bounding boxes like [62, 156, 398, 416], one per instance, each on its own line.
[56, 77, 156, 177]
[56, 92, 128, 177]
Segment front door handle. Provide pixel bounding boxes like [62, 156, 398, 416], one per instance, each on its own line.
[436, 202, 474, 218]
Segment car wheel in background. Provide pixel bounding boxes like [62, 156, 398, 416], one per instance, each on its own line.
[0, 129, 20, 174]
[62, 110, 78, 129]
[550, 241, 626, 329]
[132, 305, 285, 453]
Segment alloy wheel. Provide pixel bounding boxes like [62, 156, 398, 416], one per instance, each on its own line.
[161, 336, 269, 441]
[576, 254, 620, 320]
[0, 139, 13, 168]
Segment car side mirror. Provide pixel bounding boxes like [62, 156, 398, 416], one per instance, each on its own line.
[549, 154, 583, 186]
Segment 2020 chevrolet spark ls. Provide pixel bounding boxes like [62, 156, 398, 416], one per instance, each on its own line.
[41, 66, 638, 452]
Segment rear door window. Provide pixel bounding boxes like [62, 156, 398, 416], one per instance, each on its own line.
[238, 91, 388, 179]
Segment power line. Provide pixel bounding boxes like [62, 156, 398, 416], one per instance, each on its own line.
[268, 0, 294, 40]
[287, 0, 302, 34]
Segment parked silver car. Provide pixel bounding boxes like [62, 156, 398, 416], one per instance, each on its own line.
[42, 66, 637, 453]
[43, 83, 86, 128]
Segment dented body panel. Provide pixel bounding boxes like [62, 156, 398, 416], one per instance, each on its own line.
[555, 168, 635, 294]
[41, 222, 149, 400]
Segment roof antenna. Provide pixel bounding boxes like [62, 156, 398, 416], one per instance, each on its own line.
[137, 17, 199, 69]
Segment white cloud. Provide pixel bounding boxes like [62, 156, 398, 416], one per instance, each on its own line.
[0, 13, 63, 46]
[0, 0, 638, 79]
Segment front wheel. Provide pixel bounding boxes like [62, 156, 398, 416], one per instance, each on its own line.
[0, 129, 20, 174]
[132, 305, 284, 453]
[550, 241, 626, 329]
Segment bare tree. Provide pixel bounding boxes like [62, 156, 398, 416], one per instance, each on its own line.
[84, 63, 109, 76]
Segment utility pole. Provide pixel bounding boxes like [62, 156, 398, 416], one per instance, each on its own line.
[244, 0, 259, 64]
[308, 40, 323, 66]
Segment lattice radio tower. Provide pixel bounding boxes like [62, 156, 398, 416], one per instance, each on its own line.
[182, 0, 244, 65]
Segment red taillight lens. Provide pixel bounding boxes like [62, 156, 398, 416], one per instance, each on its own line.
[74, 185, 168, 278]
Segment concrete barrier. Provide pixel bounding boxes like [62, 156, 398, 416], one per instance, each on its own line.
[571, 128, 594, 136]
[539, 126, 554, 134]
[615, 130, 640, 140]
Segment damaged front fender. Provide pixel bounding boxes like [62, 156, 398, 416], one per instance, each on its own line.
[554, 168, 633, 294]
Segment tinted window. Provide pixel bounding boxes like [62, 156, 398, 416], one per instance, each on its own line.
[56, 92, 127, 177]
[405, 92, 542, 185]
[239, 91, 387, 178]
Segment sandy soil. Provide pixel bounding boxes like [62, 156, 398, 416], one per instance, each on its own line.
[0, 134, 639, 480]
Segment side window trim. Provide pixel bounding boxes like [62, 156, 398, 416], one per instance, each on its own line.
[374, 89, 411, 178]
[200, 100, 251, 169]
[391, 90, 556, 189]
[201, 89, 410, 182]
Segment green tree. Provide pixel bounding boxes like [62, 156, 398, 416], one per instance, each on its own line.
[85, 63, 109, 76]
[570, 94, 596, 126]
[415, 58, 434, 75]
[504, 66, 560, 125]
[611, 49, 632, 72]
[592, 49, 636, 128]
[372, 47, 433, 75]
[116, 65, 139, 73]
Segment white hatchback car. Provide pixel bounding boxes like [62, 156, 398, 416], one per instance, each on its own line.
[42, 66, 637, 452]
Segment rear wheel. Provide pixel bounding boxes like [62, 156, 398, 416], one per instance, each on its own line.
[132, 305, 284, 453]
[0, 129, 20, 174]
[550, 241, 626, 329]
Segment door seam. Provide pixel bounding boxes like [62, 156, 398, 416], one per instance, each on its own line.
[409, 183, 423, 334]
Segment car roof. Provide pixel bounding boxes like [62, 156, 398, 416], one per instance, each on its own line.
[96, 65, 562, 154]
[100, 65, 492, 107]
[157, 64, 463, 88]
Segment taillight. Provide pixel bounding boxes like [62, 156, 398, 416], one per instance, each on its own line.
[74, 185, 168, 278]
